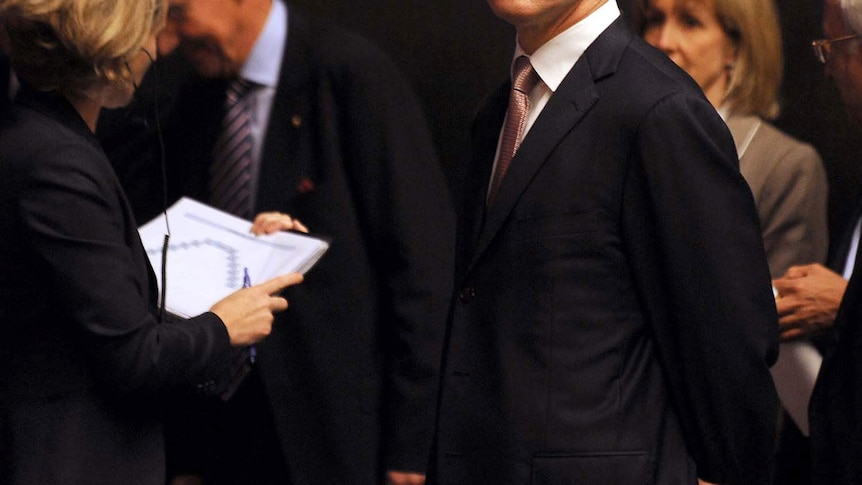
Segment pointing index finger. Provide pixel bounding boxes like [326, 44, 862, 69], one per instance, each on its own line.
[256, 273, 304, 294]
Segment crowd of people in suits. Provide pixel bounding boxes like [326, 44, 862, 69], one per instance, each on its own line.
[1, 0, 862, 484]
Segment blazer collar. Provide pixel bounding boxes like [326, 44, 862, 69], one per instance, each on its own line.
[15, 86, 98, 145]
[723, 114, 762, 160]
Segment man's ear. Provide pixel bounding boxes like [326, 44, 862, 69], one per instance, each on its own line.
[157, 30, 180, 57]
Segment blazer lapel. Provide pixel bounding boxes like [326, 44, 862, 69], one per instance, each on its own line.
[455, 83, 507, 277]
[465, 18, 632, 274]
[466, 57, 599, 274]
[257, 10, 315, 211]
[724, 115, 761, 159]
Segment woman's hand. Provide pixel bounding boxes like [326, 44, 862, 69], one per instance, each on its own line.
[210, 273, 303, 346]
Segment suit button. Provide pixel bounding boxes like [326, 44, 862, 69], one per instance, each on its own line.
[459, 286, 476, 303]
[195, 379, 216, 394]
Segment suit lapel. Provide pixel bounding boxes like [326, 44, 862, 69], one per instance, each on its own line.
[724, 115, 761, 159]
[465, 52, 600, 275]
[464, 18, 631, 275]
[473, 66, 597, 260]
[257, 10, 314, 211]
[830, 196, 862, 272]
[455, 83, 507, 278]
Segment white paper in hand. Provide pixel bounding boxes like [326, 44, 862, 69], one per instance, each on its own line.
[138, 197, 329, 318]
[770, 341, 823, 437]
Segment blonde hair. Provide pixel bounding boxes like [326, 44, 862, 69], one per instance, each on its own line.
[0, 0, 165, 99]
[632, 0, 784, 119]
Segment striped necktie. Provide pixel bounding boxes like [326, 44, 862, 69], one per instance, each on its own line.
[211, 79, 256, 401]
[210, 78, 255, 218]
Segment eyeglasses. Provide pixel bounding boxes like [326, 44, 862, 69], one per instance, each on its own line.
[812, 34, 860, 63]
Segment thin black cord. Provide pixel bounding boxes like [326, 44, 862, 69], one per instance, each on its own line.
[140, 48, 172, 322]
[143, 48, 169, 235]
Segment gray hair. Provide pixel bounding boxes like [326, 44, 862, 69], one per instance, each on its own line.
[841, 0, 862, 35]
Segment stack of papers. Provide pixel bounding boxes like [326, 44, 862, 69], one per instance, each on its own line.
[770, 341, 823, 437]
[138, 197, 329, 318]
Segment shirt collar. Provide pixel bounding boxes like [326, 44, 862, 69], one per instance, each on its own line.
[514, 0, 620, 93]
[241, 0, 287, 88]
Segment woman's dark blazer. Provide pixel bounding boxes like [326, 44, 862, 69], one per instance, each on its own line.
[0, 88, 232, 485]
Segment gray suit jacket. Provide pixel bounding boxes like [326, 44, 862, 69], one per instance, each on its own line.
[726, 115, 828, 277]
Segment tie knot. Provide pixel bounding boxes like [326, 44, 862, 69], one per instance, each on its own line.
[512, 56, 539, 95]
[226, 78, 254, 105]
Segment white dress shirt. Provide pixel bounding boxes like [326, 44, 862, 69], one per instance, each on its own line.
[489, 1, 620, 193]
[236, 0, 288, 205]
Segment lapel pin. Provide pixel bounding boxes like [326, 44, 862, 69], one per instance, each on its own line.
[297, 177, 315, 194]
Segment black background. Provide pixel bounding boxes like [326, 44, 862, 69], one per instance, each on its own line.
[290, 0, 862, 255]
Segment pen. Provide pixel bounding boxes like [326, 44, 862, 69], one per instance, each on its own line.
[244, 267, 257, 364]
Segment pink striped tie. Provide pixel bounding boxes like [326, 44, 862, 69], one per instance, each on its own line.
[210, 79, 255, 218]
[488, 56, 539, 206]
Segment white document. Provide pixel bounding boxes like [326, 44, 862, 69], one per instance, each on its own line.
[770, 341, 823, 437]
[139, 197, 329, 318]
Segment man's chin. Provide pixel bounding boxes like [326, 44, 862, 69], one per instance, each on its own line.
[183, 49, 229, 78]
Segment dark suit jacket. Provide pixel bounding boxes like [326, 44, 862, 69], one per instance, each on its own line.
[809, 212, 862, 484]
[146, 9, 454, 484]
[432, 19, 778, 485]
[0, 88, 232, 485]
[827, 198, 862, 273]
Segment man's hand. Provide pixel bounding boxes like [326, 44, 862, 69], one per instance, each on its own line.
[251, 211, 309, 235]
[772, 263, 847, 341]
[386, 470, 425, 485]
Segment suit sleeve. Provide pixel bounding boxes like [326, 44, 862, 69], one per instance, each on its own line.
[629, 93, 779, 484]
[849, 327, 862, 483]
[17, 140, 232, 396]
[755, 142, 828, 277]
[327, 38, 456, 472]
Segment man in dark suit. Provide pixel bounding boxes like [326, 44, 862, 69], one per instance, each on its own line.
[774, 0, 862, 482]
[105, 0, 454, 484]
[431, 0, 779, 483]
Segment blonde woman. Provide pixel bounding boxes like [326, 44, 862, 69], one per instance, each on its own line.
[633, 0, 828, 279]
[0, 1, 301, 483]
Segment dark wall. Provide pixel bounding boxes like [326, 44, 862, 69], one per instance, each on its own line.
[290, 0, 862, 251]
[290, 0, 514, 184]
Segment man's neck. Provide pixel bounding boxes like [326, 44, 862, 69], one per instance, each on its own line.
[231, 0, 274, 76]
[516, 0, 607, 54]
[68, 95, 100, 133]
